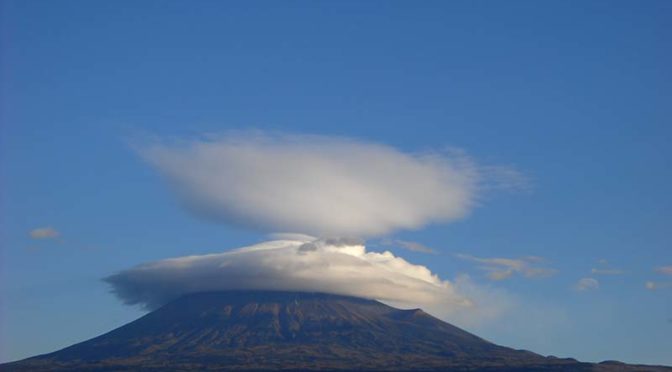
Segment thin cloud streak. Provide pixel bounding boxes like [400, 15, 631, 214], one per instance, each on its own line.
[655, 266, 672, 276]
[379, 239, 436, 254]
[29, 227, 60, 240]
[456, 254, 557, 281]
[591, 268, 625, 275]
[591, 259, 625, 275]
[645, 281, 672, 290]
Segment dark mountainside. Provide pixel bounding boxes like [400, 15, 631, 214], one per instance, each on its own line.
[3, 291, 670, 371]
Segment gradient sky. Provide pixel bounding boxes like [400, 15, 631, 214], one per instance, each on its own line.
[1, 0, 671, 365]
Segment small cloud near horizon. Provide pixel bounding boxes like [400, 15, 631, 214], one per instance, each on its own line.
[591, 268, 625, 275]
[645, 281, 672, 290]
[590, 259, 625, 275]
[456, 254, 558, 281]
[29, 227, 61, 240]
[575, 278, 600, 292]
[456, 254, 557, 281]
[655, 266, 672, 276]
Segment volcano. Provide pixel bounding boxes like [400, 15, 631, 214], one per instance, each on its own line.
[3, 291, 670, 371]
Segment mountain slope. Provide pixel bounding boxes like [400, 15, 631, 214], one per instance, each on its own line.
[3, 291, 670, 371]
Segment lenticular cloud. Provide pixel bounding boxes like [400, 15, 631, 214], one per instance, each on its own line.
[120, 133, 520, 325]
[105, 237, 471, 312]
[137, 133, 481, 237]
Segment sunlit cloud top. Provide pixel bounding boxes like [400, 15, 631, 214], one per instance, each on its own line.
[106, 238, 465, 309]
[104, 237, 513, 326]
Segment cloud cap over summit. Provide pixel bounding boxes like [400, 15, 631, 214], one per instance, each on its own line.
[105, 238, 469, 310]
[104, 237, 514, 326]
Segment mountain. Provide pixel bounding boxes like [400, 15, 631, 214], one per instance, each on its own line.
[3, 291, 670, 371]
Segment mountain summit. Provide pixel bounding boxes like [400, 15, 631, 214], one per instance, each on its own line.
[4, 291, 670, 371]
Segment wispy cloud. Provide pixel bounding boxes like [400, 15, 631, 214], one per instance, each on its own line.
[590, 259, 624, 275]
[379, 239, 436, 254]
[575, 278, 599, 291]
[645, 281, 672, 290]
[29, 227, 60, 240]
[655, 266, 672, 276]
[456, 254, 557, 281]
[643, 266, 672, 290]
[136, 132, 524, 237]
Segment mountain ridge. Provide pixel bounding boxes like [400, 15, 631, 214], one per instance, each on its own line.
[3, 290, 670, 371]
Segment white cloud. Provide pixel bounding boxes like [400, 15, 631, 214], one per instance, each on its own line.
[136, 133, 521, 237]
[655, 266, 672, 276]
[29, 227, 60, 240]
[575, 278, 599, 291]
[105, 238, 511, 326]
[379, 239, 436, 254]
[456, 254, 557, 281]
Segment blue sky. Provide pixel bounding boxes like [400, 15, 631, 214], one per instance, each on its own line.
[1, 0, 671, 365]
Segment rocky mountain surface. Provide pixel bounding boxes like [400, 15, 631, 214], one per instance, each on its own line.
[3, 291, 670, 371]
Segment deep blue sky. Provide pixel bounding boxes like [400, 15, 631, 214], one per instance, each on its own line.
[1, 0, 671, 365]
